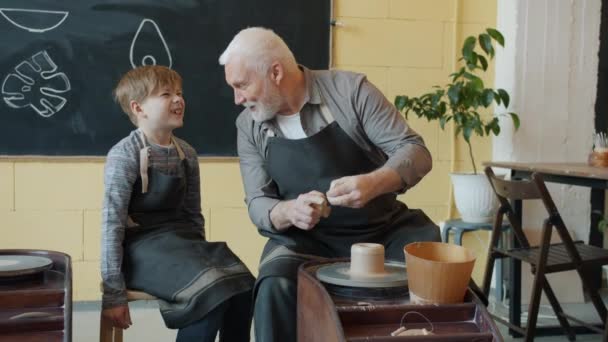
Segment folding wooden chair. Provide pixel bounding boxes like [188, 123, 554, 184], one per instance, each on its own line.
[482, 166, 608, 341]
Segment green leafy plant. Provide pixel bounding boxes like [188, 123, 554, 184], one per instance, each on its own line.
[599, 217, 608, 234]
[591, 209, 607, 234]
[394, 28, 520, 174]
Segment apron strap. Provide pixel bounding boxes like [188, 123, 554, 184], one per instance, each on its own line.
[137, 131, 185, 194]
[138, 130, 150, 194]
[139, 147, 150, 193]
[171, 136, 186, 160]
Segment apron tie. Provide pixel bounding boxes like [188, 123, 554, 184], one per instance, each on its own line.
[139, 146, 150, 193]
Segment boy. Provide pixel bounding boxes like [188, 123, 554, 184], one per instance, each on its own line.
[101, 65, 254, 342]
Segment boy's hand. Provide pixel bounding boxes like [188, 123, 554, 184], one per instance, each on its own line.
[102, 304, 132, 329]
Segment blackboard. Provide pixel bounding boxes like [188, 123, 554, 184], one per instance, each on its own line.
[0, 0, 331, 156]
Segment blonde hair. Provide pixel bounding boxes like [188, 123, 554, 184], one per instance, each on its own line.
[219, 27, 298, 75]
[113, 65, 182, 126]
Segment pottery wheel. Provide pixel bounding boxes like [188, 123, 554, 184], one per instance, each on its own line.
[0, 255, 53, 278]
[316, 261, 407, 288]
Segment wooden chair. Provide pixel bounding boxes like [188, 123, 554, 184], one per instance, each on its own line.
[99, 288, 157, 342]
[482, 166, 608, 341]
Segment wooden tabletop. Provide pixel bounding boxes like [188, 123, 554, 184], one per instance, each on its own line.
[484, 161, 608, 181]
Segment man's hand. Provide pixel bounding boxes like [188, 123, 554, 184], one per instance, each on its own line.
[270, 191, 330, 231]
[327, 168, 403, 208]
[327, 174, 377, 208]
[102, 304, 132, 329]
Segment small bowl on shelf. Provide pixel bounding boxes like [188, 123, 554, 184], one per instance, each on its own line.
[589, 148, 608, 167]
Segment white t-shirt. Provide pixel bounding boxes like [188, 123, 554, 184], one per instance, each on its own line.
[275, 112, 307, 139]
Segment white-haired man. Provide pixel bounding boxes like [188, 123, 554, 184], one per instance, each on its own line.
[219, 27, 440, 342]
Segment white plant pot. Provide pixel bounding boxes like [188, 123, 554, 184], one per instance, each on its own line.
[450, 173, 500, 224]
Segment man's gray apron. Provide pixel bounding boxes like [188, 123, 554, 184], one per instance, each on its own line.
[123, 135, 254, 329]
[256, 105, 440, 289]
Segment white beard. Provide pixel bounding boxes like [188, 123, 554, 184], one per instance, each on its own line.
[245, 80, 283, 122]
[246, 101, 278, 122]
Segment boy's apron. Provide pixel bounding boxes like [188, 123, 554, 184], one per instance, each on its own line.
[123, 132, 254, 329]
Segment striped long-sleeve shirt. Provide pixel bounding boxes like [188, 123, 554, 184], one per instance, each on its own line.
[100, 129, 204, 309]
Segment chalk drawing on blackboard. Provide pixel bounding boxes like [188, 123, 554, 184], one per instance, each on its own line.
[0, 8, 68, 33]
[129, 18, 173, 69]
[2, 50, 71, 118]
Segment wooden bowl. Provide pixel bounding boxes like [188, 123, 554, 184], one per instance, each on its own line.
[588, 150, 608, 167]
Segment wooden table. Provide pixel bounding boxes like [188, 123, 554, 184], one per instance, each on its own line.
[0, 250, 72, 342]
[485, 162, 608, 337]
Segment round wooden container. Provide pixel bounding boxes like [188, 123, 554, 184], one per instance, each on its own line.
[404, 241, 476, 304]
[589, 149, 608, 167]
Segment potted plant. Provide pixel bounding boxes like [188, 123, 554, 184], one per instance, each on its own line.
[394, 28, 520, 223]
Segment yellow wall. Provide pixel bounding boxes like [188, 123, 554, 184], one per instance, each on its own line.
[333, 0, 497, 282]
[0, 159, 266, 300]
[0, 0, 497, 301]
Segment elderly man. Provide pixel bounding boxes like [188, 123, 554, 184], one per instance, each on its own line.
[219, 27, 441, 342]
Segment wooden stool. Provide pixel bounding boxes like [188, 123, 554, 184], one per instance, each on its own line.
[99, 288, 157, 342]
